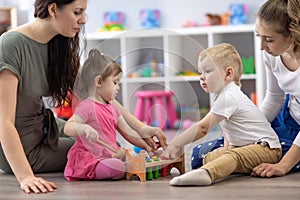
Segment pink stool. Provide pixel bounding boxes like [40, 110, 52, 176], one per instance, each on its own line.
[134, 90, 178, 130]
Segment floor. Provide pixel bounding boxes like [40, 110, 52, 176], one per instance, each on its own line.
[1, 129, 300, 199]
[1, 171, 300, 200]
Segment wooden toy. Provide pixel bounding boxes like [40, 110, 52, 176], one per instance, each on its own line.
[125, 149, 185, 182]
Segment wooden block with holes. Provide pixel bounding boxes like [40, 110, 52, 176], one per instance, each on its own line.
[125, 149, 185, 182]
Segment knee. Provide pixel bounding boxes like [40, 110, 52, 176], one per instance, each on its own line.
[105, 158, 126, 179]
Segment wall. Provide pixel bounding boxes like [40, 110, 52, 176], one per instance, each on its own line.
[1, 0, 266, 32]
[85, 0, 266, 32]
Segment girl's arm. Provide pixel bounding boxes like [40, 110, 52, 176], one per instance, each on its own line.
[163, 111, 224, 159]
[112, 100, 167, 150]
[116, 115, 153, 153]
[65, 114, 118, 155]
[64, 114, 99, 142]
[0, 70, 56, 194]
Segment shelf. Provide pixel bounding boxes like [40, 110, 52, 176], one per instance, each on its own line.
[85, 24, 264, 116]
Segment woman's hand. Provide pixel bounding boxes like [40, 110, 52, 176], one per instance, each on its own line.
[139, 125, 167, 150]
[20, 175, 57, 194]
[251, 163, 287, 177]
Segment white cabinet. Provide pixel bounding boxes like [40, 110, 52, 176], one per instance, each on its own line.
[84, 24, 265, 119]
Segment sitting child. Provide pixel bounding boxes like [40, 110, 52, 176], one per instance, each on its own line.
[64, 49, 151, 181]
[162, 43, 282, 186]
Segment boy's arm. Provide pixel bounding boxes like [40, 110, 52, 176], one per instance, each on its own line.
[116, 115, 152, 152]
[163, 111, 224, 159]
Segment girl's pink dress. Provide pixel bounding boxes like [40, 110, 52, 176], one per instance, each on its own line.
[64, 99, 120, 181]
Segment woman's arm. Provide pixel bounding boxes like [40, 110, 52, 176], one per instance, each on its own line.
[252, 133, 300, 177]
[259, 53, 285, 122]
[112, 100, 167, 150]
[0, 70, 56, 194]
[252, 144, 300, 177]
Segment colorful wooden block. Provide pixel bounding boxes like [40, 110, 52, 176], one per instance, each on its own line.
[125, 149, 185, 182]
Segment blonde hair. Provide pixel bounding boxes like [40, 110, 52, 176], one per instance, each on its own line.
[198, 43, 242, 86]
[257, 0, 300, 52]
[76, 49, 122, 100]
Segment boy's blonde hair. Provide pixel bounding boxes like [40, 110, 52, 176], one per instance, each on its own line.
[76, 49, 122, 100]
[198, 43, 242, 86]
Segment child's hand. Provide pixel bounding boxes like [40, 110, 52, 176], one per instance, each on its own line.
[112, 147, 126, 160]
[161, 144, 181, 160]
[83, 125, 99, 142]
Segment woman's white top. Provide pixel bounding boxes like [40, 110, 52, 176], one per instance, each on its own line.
[259, 51, 300, 147]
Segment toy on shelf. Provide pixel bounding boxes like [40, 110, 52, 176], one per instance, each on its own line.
[228, 3, 248, 25]
[182, 21, 198, 28]
[241, 56, 255, 74]
[251, 92, 257, 105]
[204, 13, 222, 26]
[176, 70, 199, 76]
[99, 11, 125, 31]
[127, 60, 164, 78]
[125, 149, 185, 182]
[201, 12, 229, 26]
[139, 9, 160, 28]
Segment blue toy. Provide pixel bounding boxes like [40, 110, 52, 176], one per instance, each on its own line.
[139, 9, 160, 28]
[99, 11, 125, 31]
[228, 3, 248, 25]
[133, 145, 143, 154]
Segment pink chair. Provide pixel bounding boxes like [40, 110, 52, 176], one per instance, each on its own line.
[134, 90, 178, 130]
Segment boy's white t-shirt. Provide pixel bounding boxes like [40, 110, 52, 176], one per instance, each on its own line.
[260, 52, 300, 147]
[211, 82, 281, 148]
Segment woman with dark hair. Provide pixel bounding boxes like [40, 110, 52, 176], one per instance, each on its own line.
[0, 0, 166, 194]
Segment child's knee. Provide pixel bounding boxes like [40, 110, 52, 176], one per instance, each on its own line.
[106, 158, 125, 179]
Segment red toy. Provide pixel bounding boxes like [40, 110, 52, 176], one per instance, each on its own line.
[52, 91, 73, 120]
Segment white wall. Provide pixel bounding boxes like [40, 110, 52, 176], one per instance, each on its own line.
[85, 0, 266, 32]
[1, 0, 266, 32]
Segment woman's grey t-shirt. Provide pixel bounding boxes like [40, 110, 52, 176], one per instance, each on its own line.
[0, 31, 52, 153]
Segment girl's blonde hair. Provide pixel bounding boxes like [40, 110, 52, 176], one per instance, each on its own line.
[257, 0, 300, 52]
[76, 49, 122, 100]
[198, 43, 243, 86]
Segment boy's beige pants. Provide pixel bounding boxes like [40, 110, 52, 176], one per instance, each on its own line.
[201, 144, 282, 182]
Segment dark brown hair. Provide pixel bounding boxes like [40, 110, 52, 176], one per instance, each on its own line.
[34, 0, 86, 107]
[76, 49, 122, 100]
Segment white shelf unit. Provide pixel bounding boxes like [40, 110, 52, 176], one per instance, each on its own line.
[84, 24, 265, 119]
